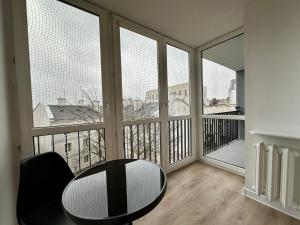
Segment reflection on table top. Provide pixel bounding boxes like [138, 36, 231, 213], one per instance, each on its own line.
[62, 159, 166, 221]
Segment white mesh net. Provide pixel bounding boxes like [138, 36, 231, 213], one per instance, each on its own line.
[27, 0, 103, 127]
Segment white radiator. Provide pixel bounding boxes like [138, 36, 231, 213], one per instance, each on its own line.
[254, 143, 300, 209]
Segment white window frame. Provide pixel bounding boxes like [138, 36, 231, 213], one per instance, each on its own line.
[112, 15, 167, 169]
[197, 27, 245, 176]
[12, 0, 115, 160]
[83, 138, 89, 147]
[65, 143, 72, 152]
[163, 37, 197, 173]
[12, 0, 198, 173]
[112, 15, 197, 172]
[83, 154, 89, 163]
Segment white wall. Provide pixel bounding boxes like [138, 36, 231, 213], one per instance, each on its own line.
[245, 0, 300, 201]
[0, 0, 20, 224]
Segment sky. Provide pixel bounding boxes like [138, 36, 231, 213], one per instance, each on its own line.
[202, 58, 236, 100]
[27, 0, 103, 108]
[120, 28, 190, 100]
[27, 0, 235, 109]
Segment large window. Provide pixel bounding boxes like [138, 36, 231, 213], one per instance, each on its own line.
[27, 0, 104, 128]
[27, 0, 107, 173]
[22, 1, 195, 169]
[119, 27, 159, 121]
[201, 34, 245, 169]
[166, 45, 190, 117]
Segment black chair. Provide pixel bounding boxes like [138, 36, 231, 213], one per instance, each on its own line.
[17, 152, 75, 225]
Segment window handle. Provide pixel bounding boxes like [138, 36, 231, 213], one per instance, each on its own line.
[105, 103, 110, 113]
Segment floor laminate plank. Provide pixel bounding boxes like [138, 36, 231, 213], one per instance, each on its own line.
[135, 162, 300, 225]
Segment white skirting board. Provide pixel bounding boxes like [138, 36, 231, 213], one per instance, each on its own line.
[243, 188, 300, 221]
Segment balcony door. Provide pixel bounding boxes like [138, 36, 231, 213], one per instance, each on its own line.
[113, 17, 196, 171]
[113, 17, 165, 168]
[200, 32, 245, 173]
[165, 41, 196, 171]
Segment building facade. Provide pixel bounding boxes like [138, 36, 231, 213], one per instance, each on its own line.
[33, 98, 105, 173]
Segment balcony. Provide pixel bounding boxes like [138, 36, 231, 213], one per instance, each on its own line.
[202, 110, 245, 168]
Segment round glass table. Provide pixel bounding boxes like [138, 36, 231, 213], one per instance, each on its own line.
[62, 159, 167, 225]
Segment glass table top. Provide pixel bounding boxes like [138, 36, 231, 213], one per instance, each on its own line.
[62, 159, 166, 221]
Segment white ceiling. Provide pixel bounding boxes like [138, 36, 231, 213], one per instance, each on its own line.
[203, 34, 244, 71]
[89, 0, 247, 47]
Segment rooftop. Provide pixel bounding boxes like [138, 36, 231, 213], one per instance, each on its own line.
[47, 105, 101, 122]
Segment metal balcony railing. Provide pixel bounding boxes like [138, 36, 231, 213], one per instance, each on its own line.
[123, 121, 161, 164]
[33, 128, 106, 174]
[123, 116, 192, 165]
[203, 110, 240, 156]
[33, 116, 192, 172]
[168, 116, 192, 164]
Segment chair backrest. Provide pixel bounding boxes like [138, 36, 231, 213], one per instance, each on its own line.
[17, 152, 74, 224]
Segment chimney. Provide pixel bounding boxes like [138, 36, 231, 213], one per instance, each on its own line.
[78, 99, 85, 106]
[57, 97, 66, 105]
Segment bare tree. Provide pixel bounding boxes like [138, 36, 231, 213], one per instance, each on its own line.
[63, 89, 106, 172]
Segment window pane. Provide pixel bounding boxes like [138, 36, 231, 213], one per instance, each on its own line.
[27, 0, 103, 128]
[166, 45, 190, 117]
[202, 34, 244, 115]
[202, 59, 237, 115]
[120, 28, 159, 121]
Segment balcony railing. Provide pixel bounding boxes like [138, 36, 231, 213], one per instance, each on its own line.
[123, 116, 192, 165]
[33, 128, 106, 174]
[203, 111, 240, 156]
[123, 121, 161, 164]
[168, 116, 192, 164]
[33, 116, 192, 172]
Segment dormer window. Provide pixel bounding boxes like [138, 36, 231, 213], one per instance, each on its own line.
[65, 143, 72, 152]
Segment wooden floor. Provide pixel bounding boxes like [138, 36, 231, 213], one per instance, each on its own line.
[135, 162, 300, 225]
